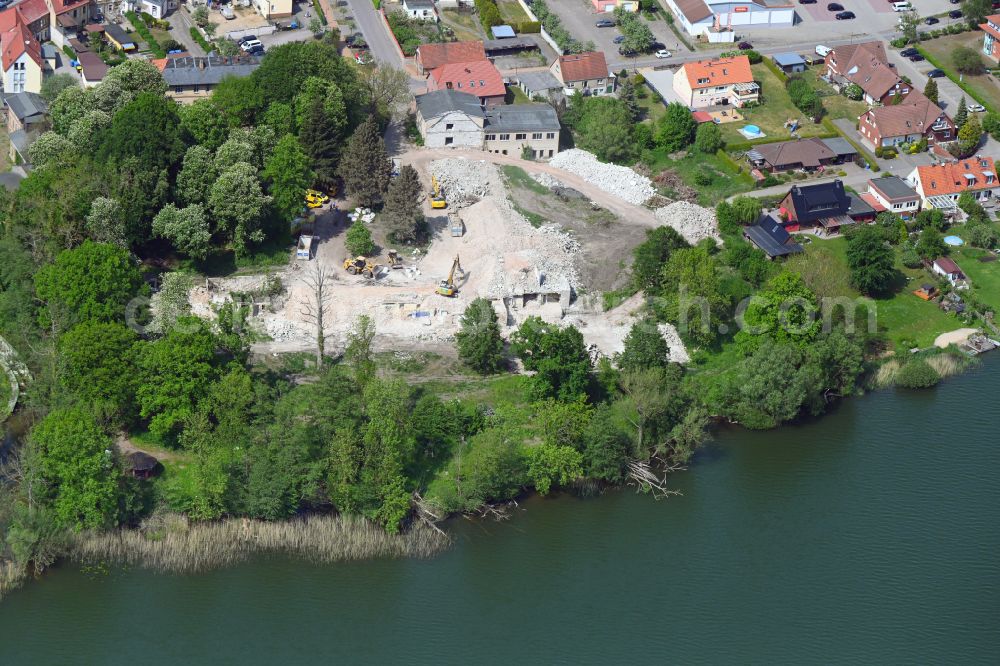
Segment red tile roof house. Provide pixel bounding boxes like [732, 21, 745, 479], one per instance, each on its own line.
[932, 257, 967, 287]
[415, 41, 486, 75]
[0, 1, 50, 95]
[427, 60, 506, 108]
[906, 157, 1000, 210]
[825, 41, 912, 105]
[981, 14, 1000, 65]
[857, 90, 954, 152]
[549, 51, 615, 97]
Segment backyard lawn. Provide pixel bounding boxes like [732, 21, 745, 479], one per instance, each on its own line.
[439, 9, 484, 42]
[953, 245, 1000, 313]
[790, 236, 965, 349]
[799, 68, 868, 122]
[918, 32, 1000, 113]
[496, 0, 531, 24]
[720, 64, 836, 147]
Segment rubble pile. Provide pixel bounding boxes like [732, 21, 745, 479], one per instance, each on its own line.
[653, 201, 722, 246]
[429, 158, 505, 205]
[549, 149, 656, 205]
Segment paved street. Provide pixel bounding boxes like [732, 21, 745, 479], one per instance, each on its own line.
[544, 0, 680, 64]
[169, 7, 207, 56]
[344, 0, 401, 64]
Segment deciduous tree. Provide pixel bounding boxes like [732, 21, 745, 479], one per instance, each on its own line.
[262, 134, 315, 222]
[655, 102, 696, 151]
[152, 204, 212, 260]
[846, 225, 896, 295]
[209, 162, 272, 256]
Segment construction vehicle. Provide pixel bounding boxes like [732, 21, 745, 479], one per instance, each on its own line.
[436, 254, 463, 297]
[449, 212, 464, 237]
[305, 188, 330, 204]
[429, 175, 447, 209]
[343, 256, 380, 279]
[386, 250, 404, 269]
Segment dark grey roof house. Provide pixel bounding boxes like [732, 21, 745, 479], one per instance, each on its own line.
[415, 88, 485, 120]
[162, 56, 261, 100]
[780, 179, 851, 225]
[5, 92, 48, 126]
[484, 103, 560, 133]
[744, 214, 804, 258]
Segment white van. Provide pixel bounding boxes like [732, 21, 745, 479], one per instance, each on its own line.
[892, 1, 911, 11]
[815, 45, 831, 57]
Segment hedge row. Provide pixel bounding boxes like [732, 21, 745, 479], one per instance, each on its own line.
[474, 0, 503, 31]
[514, 20, 541, 33]
[760, 56, 788, 83]
[126, 11, 166, 58]
[821, 117, 880, 172]
[62, 44, 76, 61]
[313, 0, 327, 24]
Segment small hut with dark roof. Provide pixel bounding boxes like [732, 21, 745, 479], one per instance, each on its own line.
[127, 451, 160, 479]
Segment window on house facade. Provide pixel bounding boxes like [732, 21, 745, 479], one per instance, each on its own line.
[531, 133, 542, 139]
[515, 133, 526, 140]
[499, 133, 510, 140]
[445, 137, 453, 145]
[486, 134, 496, 140]
[175, 86, 183, 93]
[545, 133, 555, 139]
[446, 123, 454, 130]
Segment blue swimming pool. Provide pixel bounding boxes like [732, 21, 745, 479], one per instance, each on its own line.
[944, 235, 964, 246]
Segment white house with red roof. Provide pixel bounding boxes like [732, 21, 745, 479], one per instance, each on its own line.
[550, 51, 614, 97]
[427, 59, 506, 108]
[0, 0, 51, 95]
[906, 157, 1000, 210]
[981, 14, 1000, 64]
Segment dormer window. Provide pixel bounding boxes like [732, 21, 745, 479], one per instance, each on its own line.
[697, 77, 709, 84]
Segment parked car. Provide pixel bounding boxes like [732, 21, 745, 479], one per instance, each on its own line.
[738, 41, 753, 49]
[949, 9, 963, 17]
[612, 35, 625, 44]
[815, 44, 832, 56]
[240, 39, 263, 52]
[595, 19, 615, 27]
[949, 0, 960, 3]
[924, 16, 939, 24]
[900, 47, 919, 56]
[827, 2, 843, 10]
[618, 46, 637, 56]
[927, 68, 945, 77]
[968, 103, 986, 112]
[655, 49, 672, 59]
[835, 10, 856, 18]
[799, 0, 817, 3]
[908, 54, 925, 61]
[221, 6, 235, 19]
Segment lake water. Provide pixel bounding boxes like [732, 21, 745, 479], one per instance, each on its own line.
[1, 355, 998, 664]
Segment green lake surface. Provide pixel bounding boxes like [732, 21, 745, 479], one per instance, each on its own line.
[2, 355, 998, 664]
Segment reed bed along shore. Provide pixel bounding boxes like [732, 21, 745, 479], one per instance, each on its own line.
[70, 512, 451, 574]
[0, 558, 26, 601]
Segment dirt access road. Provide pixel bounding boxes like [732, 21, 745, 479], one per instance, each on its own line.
[397, 147, 660, 230]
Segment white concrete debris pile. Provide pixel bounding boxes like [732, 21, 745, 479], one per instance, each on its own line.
[549, 149, 656, 205]
[653, 201, 722, 246]
[429, 158, 505, 205]
[530, 172, 563, 189]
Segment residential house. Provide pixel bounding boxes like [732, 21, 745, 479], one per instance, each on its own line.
[427, 60, 506, 108]
[907, 157, 1000, 210]
[0, 0, 51, 95]
[4, 91, 47, 164]
[517, 70, 563, 101]
[864, 175, 921, 218]
[104, 23, 136, 51]
[550, 51, 614, 97]
[825, 41, 910, 105]
[777, 179, 855, 234]
[414, 89, 486, 148]
[847, 192, 877, 223]
[744, 213, 804, 259]
[857, 90, 953, 150]
[980, 14, 1000, 64]
[402, 0, 438, 21]
[771, 52, 805, 74]
[932, 257, 966, 286]
[47, 0, 96, 49]
[484, 103, 560, 158]
[138, 0, 179, 19]
[156, 55, 261, 104]
[253, 0, 294, 19]
[746, 137, 856, 173]
[415, 41, 486, 75]
[672, 56, 759, 108]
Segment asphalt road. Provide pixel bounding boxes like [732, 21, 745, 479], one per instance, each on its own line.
[344, 0, 401, 64]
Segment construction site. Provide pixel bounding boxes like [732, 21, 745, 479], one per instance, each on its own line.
[187, 151, 710, 363]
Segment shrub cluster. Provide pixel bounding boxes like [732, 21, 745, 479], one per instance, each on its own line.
[533, 0, 585, 54]
[127, 11, 166, 59]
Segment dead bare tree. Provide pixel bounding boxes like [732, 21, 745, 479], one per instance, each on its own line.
[627, 458, 683, 500]
[299, 261, 332, 368]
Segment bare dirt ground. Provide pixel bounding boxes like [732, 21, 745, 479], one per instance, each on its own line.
[193, 149, 687, 362]
[934, 328, 979, 349]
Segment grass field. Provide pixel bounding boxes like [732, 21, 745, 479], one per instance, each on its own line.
[953, 245, 1000, 313]
[918, 33, 1000, 113]
[799, 68, 869, 122]
[439, 9, 484, 42]
[790, 236, 965, 349]
[719, 64, 836, 146]
[496, 0, 531, 24]
[644, 148, 755, 205]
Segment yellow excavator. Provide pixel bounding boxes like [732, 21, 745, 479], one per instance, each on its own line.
[436, 254, 463, 297]
[429, 175, 447, 209]
[343, 256, 380, 279]
[386, 249, 404, 269]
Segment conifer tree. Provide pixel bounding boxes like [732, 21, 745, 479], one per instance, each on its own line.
[923, 78, 938, 105]
[338, 117, 392, 208]
[954, 96, 968, 130]
[299, 96, 340, 187]
[382, 165, 425, 244]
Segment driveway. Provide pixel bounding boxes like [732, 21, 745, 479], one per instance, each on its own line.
[344, 0, 402, 65]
